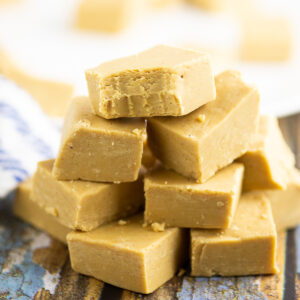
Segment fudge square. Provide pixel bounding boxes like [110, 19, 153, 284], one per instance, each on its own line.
[53, 97, 146, 182]
[237, 115, 295, 191]
[32, 160, 144, 231]
[147, 70, 260, 183]
[14, 179, 71, 244]
[144, 163, 244, 229]
[85, 45, 216, 119]
[190, 193, 278, 277]
[240, 16, 292, 62]
[76, 0, 145, 33]
[67, 214, 188, 294]
[263, 168, 300, 231]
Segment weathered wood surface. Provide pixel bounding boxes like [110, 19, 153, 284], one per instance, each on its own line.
[0, 113, 299, 300]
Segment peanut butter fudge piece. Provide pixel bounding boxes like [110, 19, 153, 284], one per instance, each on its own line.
[191, 193, 278, 276]
[53, 97, 146, 182]
[13, 179, 71, 243]
[76, 0, 145, 33]
[145, 163, 244, 229]
[32, 160, 144, 231]
[236, 115, 295, 191]
[67, 214, 188, 294]
[85, 45, 216, 119]
[148, 70, 260, 183]
[263, 168, 300, 231]
[240, 17, 292, 61]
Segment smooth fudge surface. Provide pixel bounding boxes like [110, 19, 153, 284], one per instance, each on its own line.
[237, 115, 295, 191]
[85, 45, 216, 119]
[263, 168, 300, 231]
[32, 160, 144, 231]
[76, 0, 144, 33]
[240, 17, 292, 61]
[53, 97, 146, 182]
[191, 193, 278, 276]
[147, 70, 260, 182]
[145, 163, 244, 229]
[67, 214, 188, 294]
[13, 179, 71, 243]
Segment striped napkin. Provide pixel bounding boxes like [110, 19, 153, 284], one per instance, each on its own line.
[0, 76, 60, 198]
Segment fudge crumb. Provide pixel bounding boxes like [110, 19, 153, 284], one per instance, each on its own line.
[114, 181, 121, 184]
[217, 201, 224, 207]
[231, 225, 239, 231]
[151, 222, 165, 232]
[132, 128, 142, 135]
[118, 220, 127, 225]
[164, 181, 168, 185]
[111, 141, 115, 146]
[186, 185, 192, 191]
[196, 114, 206, 122]
[45, 207, 58, 217]
[177, 268, 186, 277]
[261, 214, 268, 220]
[77, 119, 91, 128]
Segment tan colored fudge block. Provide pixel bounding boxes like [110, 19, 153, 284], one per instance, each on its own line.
[13, 179, 71, 243]
[148, 70, 260, 183]
[53, 97, 146, 182]
[236, 115, 295, 191]
[145, 163, 244, 229]
[32, 160, 144, 231]
[67, 214, 188, 294]
[76, 0, 144, 33]
[240, 17, 292, 61]
[0, 50, 73, 117]
[263, 168, 300, 231]
[191, 193, 278, 276]
[85, 45, 216, 119]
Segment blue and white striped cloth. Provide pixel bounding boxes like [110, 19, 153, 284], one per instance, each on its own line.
[0, 76, 60, 198]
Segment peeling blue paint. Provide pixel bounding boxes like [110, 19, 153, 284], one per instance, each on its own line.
[0, 200, 47, 299]
[177, 276, 267, 300]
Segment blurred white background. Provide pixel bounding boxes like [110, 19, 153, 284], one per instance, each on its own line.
[0, 0, 299, 116]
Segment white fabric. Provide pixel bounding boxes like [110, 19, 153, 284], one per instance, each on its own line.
[0, 77, 60, 198]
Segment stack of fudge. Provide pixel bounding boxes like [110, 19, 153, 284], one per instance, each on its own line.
[14, 45, 300, 294]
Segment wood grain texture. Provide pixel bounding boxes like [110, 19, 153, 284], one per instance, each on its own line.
[0, 113, 300, 300]
[279, 114, 299, 300]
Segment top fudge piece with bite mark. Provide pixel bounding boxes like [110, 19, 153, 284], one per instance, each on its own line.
[85, 45, 216, 119]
